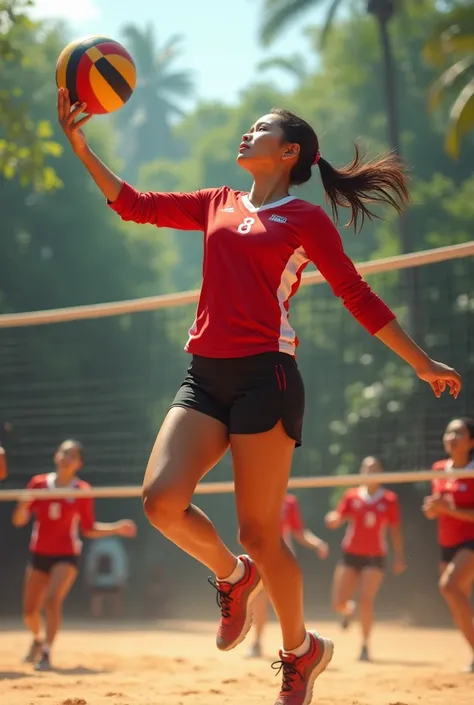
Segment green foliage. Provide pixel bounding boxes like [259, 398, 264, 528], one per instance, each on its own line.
[423, 3, 474, 158]
[0, 0, 61, 189]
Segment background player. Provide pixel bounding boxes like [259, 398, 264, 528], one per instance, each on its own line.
[423, 417, 474, 672]
[246, 493, 329, 658]
[12, 439, 137, 671]
[325, 457, 405, 661]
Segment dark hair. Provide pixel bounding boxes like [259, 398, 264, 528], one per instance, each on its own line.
[271, 108, 410, 232]
[58, 439, 84, 463]
[459, 417, 474, 460]
[446, 417, 474, 460]
[459, 417, 474, 440]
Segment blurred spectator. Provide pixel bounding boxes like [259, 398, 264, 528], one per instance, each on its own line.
[85, 537, 129, 618]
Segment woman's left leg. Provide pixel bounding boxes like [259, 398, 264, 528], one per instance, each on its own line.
[357, 567, 384, 661]
[231, 421, 333, 705]
[36, 562, 78, 670]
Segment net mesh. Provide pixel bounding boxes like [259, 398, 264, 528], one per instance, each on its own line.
[1, 251, 473, 485]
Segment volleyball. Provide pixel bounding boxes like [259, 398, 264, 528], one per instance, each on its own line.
[56, 36, 136, 115]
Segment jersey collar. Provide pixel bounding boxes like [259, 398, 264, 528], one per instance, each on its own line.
[46, 472, 80, 489]
[357, 487, 384, 504]
[444, 459, 474, 473]
[241, 194, 296, 213]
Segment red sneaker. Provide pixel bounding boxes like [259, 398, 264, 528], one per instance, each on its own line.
[208, 554, 263, 651]
[272, 632, 334, 705]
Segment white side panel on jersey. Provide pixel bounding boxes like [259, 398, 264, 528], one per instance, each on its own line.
[70, 513, 82, 555]
[276, 247, 309, 355]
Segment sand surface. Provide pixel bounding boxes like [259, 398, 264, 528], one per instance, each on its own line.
[1, 619, 472, 704]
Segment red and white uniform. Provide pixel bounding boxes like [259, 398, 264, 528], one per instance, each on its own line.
[280, 494, 304, 551]
[26, 473, 95, 556]
[431, 459, 474, 547]
[337, 487, 400, 557]
[110, 185, 395, 358]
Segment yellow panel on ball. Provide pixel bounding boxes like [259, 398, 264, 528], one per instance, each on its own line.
[89, 64, 126, 113]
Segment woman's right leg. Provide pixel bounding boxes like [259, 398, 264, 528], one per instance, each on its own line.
[439, 550, 474, 660]
[142, 406, 237, 579]
[331, 564, 359, 626]
[22, 566, 49, 661]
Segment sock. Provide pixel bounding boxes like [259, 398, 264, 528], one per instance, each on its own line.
[284, 632, 311, 658]
[345, 600, 356, 615]
[41, 643, 50, 655]
[219, 557, 245, 585]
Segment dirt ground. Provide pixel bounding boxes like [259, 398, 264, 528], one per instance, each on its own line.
[1, 619, 472, 705]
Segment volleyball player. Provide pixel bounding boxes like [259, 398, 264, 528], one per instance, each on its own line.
[58, 88, 461, 705]
[247, 494, 329, 658]
[12, 439, 137, 671]
[422, 417, 474, 672]
[325, 457, 405, 661]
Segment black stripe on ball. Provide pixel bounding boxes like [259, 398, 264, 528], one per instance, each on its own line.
[95, 57, 133, 103]
[65, 48, 81, 104]
[65, 37, 115, 105]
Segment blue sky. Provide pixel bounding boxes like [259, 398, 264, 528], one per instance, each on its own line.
[33, 0, 325, 105]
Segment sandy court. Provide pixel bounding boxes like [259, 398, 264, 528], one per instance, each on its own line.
[1, 619, 472, 705]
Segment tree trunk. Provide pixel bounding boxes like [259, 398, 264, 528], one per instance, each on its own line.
[376, 15, 420, 336]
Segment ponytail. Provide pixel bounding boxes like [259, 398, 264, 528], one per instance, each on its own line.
[317, 146, 410, 232]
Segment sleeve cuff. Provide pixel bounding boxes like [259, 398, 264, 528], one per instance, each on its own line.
[357, 304, 396, 336]
[107, 181, 136, 214]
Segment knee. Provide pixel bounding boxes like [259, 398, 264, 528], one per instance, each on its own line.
[44, 595, 62, 613]
[358, 594, 373, 612]
[238, 521, 280, 562]
[332, 598, 346, 614]
[439, 576, 461, 599]
[142, 477, 188, 531]
[23, 604, 38, 622]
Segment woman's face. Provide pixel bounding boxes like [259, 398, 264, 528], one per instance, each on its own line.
[236, 113, 297, 173]
[443, 419, 474, 458]
[54, 442, 82, 474]
[360, 457, 383, 477]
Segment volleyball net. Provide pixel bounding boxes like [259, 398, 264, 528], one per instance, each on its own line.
[0, 240, 472, 498]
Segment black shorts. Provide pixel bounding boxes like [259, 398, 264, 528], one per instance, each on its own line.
[341, 552, 385, 572]
[440, 541, 474, 564]
[30, 553, 79, 574]
[171, 352, 305, 446]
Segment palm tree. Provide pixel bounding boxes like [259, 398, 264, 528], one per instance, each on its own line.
[257, 53, 310, 82]
[423, 5, 474, 159]
[117, 24, 194, 178]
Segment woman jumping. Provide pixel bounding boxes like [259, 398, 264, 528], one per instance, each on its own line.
[423, 417, 474, 672]
[59, 85, 460, 705]
[13, 439, 137, 671]
[325, 457, 406, 661]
